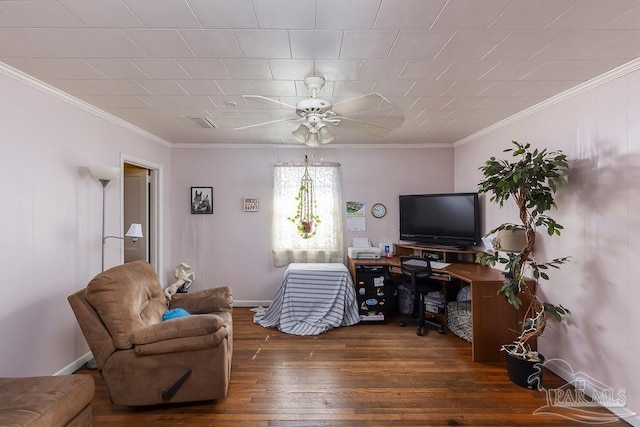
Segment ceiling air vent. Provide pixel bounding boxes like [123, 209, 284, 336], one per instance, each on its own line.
[190, 117, 218, 129]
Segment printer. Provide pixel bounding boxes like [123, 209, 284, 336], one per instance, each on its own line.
[348, 246, 382, 259]
[348, 238, 381, 259]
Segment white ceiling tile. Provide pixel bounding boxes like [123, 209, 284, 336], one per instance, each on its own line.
[82, 58, 149, 79]
[176, 80, 224, 96]
[257, 80, 297, 97]
[314, 60, 361, 81]
[374, 0, 445, 30]
[340, 31, 398, 59]
[139, 95, 185, 108]
[252, 0, 315, 30]
[389, 31, 454, 59]
[0, 29, 48, 57]
[478, 60, 546, 80]
[59, 0, 143, 28]
[407, 81, 455, 96]
[176, 58, 232, 79]
[1, 1, 86, 27]
[188, 0, 258, 29]
[371, 81, 414, 97]
[290, 31, 342, 59]
[130, 58, 191, 79]
[490, 0, 579, 30]
[439, 97, 483, 109]
[436, 30, 510, 60]
[332, 81, 375, 97]
[79, 95, 150, 108]
[122, 0, 200, 28]
[547, 0, 640, 29]
[216, 80, 260, 96]
[532, 30, 623, 59]
[410, 97, 453, 109]
[223, 59, 273, 79]
[563, 59, 629, 79]
[105, 108, 181, 119]
[209, 96, 253, 109]
[397, 60, 453, 80]
[605, 4, 640, 29]
[269, 59, 315, 80]
[357, 60, 406, 80]
[13, 29, 99, 57]
[476, 81, 530, 96]
[179, 30, 243, 58]
[96, 80, 151, 95]
[484, 30, 565, 60]
[173, 96, 218, 109]
[69, 29, 148, 57]
[316, 0, 380, 30]
[124, 30, 194, 58]
[42, 79, 113, 96]
[432, 0, 511, 30]
[442, 81, 494, 96]
[135, 80, 188, 96]
[582, 31, 640, 59]
[437, 60, 500, 80]
[0, 7, 29, 27]
[234, 30, 291, 59]
[520, 60, 587, 80]
[509, 81, 579, 97]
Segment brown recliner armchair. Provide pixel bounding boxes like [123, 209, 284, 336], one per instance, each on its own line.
[68, 261, 233, 406]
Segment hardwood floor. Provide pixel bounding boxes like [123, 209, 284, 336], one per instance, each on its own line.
[75, 308, 626, 426]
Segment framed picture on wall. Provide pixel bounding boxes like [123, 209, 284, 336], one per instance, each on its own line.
[191, 186, 213, 214]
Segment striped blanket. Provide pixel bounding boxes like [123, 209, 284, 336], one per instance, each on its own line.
[254, 263, 360, 335]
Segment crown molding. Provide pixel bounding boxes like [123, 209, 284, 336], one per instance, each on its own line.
[171, 142, 451, 149]
[454, 57, 640, 148]
[0, 61, 173, 148]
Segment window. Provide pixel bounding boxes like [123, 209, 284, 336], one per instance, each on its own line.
[272, 161, 343, 267]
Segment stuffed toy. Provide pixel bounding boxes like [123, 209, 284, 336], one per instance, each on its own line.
[164, 262, 195, 300]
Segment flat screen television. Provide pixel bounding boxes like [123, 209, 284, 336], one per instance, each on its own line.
[399, 192, 481, 248]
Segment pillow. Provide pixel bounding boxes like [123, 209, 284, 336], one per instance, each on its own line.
[162, 308, 191, 321]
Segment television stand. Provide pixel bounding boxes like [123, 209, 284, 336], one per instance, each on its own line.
[415, 243, 463, 250]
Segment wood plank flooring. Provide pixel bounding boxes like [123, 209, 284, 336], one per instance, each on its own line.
[75, 308, 626, 426]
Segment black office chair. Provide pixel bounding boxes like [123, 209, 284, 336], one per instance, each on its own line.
[398, 256, 445, 336]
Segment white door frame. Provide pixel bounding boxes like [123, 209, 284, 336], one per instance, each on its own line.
[120, 153, 163, 273]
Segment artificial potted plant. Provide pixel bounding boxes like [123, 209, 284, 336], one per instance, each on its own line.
[475, 141, 571, 389]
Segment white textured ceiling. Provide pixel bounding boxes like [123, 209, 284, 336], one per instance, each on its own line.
[1, 0, 639, 146]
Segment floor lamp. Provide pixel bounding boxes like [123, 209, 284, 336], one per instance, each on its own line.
[88, 165, 144, 272]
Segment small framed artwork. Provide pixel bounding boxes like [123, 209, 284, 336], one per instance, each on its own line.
[191, 187, 213, 214]
[244, 197, 259, 212]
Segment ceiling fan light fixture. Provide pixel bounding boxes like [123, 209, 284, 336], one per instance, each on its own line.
[318, 125, 335, 144]
[291, 123, 310, 143]
[306, 133, 320, 147]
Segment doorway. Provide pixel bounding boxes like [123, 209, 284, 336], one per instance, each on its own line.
[121, 156, 162, 273]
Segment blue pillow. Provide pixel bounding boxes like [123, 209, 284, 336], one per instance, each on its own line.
[162, 308, 191, 321]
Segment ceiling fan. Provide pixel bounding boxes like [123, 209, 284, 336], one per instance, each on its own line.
[233, 76, 404, 146]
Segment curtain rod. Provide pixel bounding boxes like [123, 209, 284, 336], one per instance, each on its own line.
[275, 161, 341, 167]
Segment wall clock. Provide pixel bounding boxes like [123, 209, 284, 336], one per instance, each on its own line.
[371, 203, 387, 218]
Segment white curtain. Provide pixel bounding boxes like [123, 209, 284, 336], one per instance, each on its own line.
[272, 161, 344, 267]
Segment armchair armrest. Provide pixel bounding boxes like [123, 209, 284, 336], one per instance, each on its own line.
[169, 286, 233, 314]
[130, 314, 225, 345]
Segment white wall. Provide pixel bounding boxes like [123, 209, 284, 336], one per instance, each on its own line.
[0, 71, 172, 377]
[170, 145, 454, 301]
[454, 69, 640, 418]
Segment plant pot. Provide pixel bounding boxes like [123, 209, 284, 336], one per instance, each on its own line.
[495, 229, 528, 252]
[506, 352, 545, 389]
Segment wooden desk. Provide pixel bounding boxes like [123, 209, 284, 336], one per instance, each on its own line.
[347, 256, 528, 363]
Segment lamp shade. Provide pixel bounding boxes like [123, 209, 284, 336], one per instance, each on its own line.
[306, 133, 320, 147]
[125, 223, 143, 239]
[88, 165, 120, 181]
[291, 124, 310, 143]
[318, 125, 335, 144]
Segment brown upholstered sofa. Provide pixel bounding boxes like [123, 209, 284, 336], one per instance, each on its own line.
[68, 260, 233, 406]
[0, 374, 94, 426]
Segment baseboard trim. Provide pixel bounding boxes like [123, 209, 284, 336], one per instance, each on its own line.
[55, 352, 93, 376]
[547, 361, 639, 426]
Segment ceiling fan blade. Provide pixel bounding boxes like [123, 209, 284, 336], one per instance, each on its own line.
[331, 93, 393, 116]
[334, 116, 394, 138]
[234, 117, 299, 131]
[242, 95, 297, 110]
